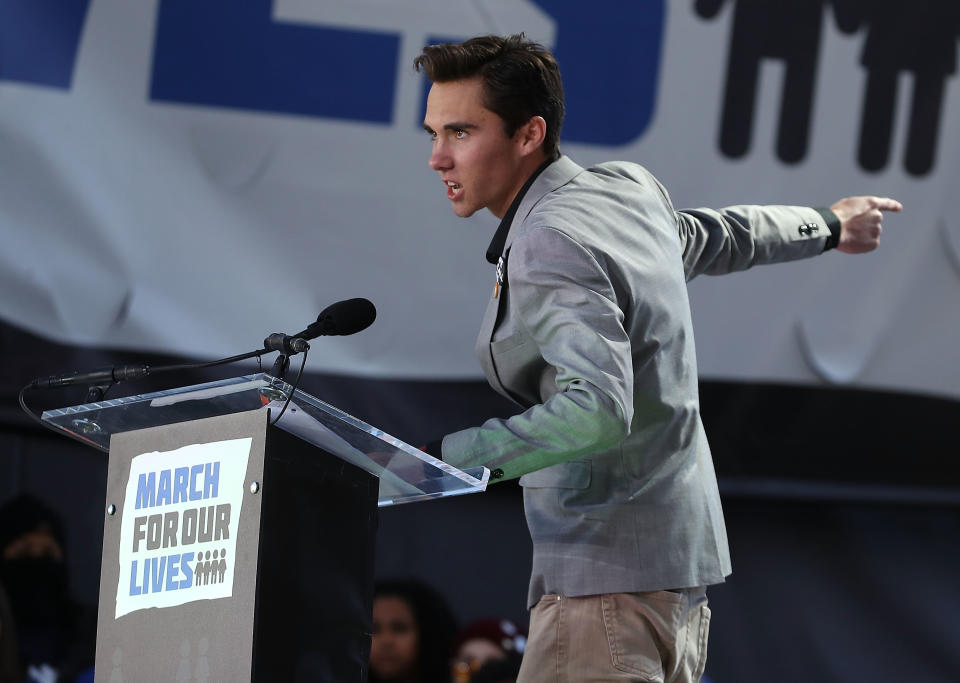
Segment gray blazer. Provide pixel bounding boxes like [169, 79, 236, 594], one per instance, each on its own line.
[441, 156, 833, 606]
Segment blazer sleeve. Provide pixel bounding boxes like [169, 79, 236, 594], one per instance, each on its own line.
[440, 226, 633, 482]
[675, 204, 835, 280]
[647, 173, 835, 280]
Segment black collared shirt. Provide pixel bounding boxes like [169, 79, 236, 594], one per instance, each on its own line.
[485, 155, 559, 265]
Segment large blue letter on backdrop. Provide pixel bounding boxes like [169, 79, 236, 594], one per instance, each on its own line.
[532, 0, 666, 146]
[150, 0, 401, 124]
[0, 0, 91, 89]
[421, 2, 666, 147]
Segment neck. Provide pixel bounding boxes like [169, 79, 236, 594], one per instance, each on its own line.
[492, 151, 552, 219]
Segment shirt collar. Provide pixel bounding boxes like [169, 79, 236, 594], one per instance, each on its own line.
[485, 154, 559, 265]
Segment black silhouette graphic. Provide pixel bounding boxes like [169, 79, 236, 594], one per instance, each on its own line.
[695, 0, 959, 176]
[834, 0, 960, 175]
[695, 0, 828, 163]
[193, 549, 228, 588]
[195, 551, 210, 586]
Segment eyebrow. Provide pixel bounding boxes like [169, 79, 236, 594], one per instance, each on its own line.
[422, 122, 479, 134]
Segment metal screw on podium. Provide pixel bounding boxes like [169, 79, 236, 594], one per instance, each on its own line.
[106, 504, 116, 516]
[249, 482, 260, 494]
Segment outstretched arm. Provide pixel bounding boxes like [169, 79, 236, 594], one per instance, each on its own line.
[675, 203, 837, 279]
[647, 173, 846, 279]
[672, 194, 900, 280]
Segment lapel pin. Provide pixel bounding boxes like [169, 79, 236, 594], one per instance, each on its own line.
[494, 256, 505, 298]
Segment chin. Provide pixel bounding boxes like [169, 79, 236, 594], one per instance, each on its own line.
[452, 204, 479, 218]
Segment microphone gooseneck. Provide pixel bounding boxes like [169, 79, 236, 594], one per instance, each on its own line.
[27, 298, 377, 390]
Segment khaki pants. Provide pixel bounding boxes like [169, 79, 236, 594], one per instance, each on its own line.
[517, 589, 711, 683]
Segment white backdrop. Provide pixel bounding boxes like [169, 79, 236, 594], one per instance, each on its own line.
[1, 0, 957, 401]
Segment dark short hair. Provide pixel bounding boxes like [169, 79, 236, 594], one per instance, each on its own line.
[414, 34, 565, 159]
[371, 579, 458, 683]
[0, 494, 65, 556]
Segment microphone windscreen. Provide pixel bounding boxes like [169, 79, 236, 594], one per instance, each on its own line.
[300, 298, 377, 338]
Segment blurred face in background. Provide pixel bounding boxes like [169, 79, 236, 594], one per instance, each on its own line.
[370, 595, 419, 681]
[3, 524, 63, 561]
[451, 637, 507, 682]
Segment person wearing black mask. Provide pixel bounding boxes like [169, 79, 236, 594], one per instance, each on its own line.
[0, 495, 94, 683]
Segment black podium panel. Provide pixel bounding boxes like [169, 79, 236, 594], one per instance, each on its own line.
[254, 425, 378, 681]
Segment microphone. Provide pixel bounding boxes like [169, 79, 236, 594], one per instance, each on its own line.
[294, 298, 377, 339]
[30, 364, 151, 390]
[263, 298, 376, 359]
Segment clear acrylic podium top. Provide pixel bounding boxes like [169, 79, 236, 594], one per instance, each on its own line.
[41, 373, 488, 507]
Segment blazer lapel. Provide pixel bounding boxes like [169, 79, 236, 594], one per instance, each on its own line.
[475, 156, 583, 397]
[475, 275, 504, 393]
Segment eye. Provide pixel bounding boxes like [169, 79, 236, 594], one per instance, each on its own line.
[455, 129, 467, 139]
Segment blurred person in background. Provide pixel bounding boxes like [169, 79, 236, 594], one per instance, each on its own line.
[370, 579, 458, 683]
[0, 581, 22, 683]
[451, 619, 525, 683]
[0, 495, 94, 683]
[469, 655, 523, 683]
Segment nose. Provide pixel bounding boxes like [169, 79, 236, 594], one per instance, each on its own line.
[429, 141, 451, 172]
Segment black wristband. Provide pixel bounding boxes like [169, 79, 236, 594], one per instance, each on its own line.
[816, 207, 842, 251]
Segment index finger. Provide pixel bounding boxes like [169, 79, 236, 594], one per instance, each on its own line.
[870, 197, 903, 212]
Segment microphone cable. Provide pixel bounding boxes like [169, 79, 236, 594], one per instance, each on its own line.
[268, 346, 309, 428]
[19, 382, 108, 453]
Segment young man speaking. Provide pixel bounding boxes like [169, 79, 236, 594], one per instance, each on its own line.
[416, 35, 900, 683]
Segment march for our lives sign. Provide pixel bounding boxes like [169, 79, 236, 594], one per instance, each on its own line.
[115, 438, 250, 618]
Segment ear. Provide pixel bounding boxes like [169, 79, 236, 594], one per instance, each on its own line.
[516, 116, 547, 157]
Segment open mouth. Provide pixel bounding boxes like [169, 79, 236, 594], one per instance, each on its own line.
[446, 180, 462, 197]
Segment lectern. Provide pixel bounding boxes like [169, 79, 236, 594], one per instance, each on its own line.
[41, 373, 488, 682]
